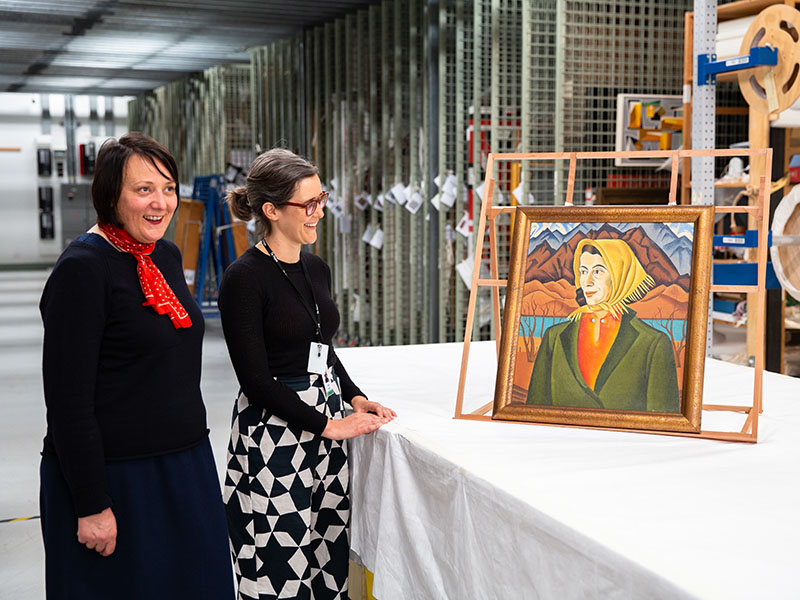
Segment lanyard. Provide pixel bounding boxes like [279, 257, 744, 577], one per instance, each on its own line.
[261, 240, 323, 342]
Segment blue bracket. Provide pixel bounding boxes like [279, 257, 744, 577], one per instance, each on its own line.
[713, 262, 781, 289]
[697, 46, 778, 85]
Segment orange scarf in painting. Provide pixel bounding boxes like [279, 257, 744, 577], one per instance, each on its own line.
[567, 238, 654, 321]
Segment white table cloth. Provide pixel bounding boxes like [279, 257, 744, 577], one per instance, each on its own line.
[338, 341, 800, 600]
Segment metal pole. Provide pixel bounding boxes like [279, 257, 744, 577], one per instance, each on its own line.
[692, 0, 716, 357]
[64, 95, 77, 183]
[427, 0, 440, 343]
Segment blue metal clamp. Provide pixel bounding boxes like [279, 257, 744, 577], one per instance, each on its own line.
[697, 46, 778, 86]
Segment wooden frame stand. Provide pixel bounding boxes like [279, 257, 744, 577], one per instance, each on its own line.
[454, 149, 772, 443]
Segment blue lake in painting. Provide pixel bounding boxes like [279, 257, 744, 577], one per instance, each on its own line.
[519, 316, 686, 341]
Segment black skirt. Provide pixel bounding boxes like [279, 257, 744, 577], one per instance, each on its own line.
[40, 438, 234, 600]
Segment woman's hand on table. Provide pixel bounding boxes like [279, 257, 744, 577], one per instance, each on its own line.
[77, 507, 117, 556]
[321, 397, 396, 440]
[350, 396, 397, 419]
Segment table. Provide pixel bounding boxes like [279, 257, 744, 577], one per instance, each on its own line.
[338, 341, 800, 600]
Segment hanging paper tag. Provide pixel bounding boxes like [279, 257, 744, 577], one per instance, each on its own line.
[307, 342, 329, 375]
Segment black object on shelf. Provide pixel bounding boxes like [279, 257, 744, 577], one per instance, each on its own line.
[37, 148, 52, 176]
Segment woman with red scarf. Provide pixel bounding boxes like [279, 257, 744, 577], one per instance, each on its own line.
[39, 133, 233, 599]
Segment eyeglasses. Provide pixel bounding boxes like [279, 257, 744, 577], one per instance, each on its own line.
[285, 191, 329, 216]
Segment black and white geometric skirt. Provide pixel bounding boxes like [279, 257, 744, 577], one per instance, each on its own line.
[223, 372, 350, 600]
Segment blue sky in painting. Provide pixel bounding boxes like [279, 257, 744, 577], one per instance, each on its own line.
[529, 221, 694, 241]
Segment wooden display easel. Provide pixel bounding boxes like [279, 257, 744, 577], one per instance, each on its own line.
[454, 148, 771, 443]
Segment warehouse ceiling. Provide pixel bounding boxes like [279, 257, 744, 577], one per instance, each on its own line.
[0, 0, 379, 96]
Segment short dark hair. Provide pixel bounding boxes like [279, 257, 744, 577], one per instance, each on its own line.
[581, 243, 602, 256]
[575, 242, 602, 305]
[227, 148, 319, 237]
[92, 132, 179, 227]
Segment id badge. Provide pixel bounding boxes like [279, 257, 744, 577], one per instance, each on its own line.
[322, 370, 336, 399]
[307, 342, 329, 375]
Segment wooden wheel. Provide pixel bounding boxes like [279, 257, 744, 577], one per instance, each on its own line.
[738, 5, 800, 115]
[771, 188, 800, 302]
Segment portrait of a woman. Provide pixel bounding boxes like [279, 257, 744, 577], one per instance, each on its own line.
[526, 238, 680, 412]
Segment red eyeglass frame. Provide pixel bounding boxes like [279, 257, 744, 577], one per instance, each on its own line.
[284, 191, 329, 216]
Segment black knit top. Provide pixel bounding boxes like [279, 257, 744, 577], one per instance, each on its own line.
[40, 233, 208, 517]
[217, 246, 364, 435]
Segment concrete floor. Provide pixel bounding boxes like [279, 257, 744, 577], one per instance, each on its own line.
[0, 270, 239, 600]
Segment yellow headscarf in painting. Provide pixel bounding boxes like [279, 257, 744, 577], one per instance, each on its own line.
[568, 238, 655, 321]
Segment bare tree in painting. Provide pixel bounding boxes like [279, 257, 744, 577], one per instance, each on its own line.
[672, 307, 688, 372]
[520, 297, 537, 362]
[652, 306, 686, 371]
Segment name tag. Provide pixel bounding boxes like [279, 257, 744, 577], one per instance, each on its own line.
[307, 342, 329, 375]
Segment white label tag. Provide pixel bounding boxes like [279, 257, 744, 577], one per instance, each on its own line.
[322, 370, 337, 398]
[722, 236, 743, 245]
[307, 343, 329, 375]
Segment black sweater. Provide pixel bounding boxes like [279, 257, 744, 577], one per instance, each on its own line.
[218, 246, 363, 435]
[40, 234, 208, 517]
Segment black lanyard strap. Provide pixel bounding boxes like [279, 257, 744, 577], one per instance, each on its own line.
[261, 240, 323, 342]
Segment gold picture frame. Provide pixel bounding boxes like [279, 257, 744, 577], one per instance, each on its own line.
[493, 205, 714, 433]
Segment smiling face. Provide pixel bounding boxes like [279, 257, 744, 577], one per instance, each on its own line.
[116, 154, 177, 244]
[578, 251, 612, 306]
[265, 175, 325, 249]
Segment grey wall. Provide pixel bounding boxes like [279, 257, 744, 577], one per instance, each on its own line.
[0, 93, 130, 266]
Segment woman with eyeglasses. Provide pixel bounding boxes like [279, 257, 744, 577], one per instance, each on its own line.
[219, 148, 396, 600]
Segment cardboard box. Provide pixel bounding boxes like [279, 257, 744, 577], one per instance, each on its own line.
[174, 198, 205, 294]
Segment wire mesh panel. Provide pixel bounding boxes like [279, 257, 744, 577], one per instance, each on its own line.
[560, 0, 692, 201]
[380, 0, 396, 346]
[368, 4, 383, 346]
[130, 0, 712, 349]
[129, 65, 252, 183]
[403, 0, 419, 345]
[521, 1, 558, 205]
[438, 0, 474, 342]
[221, 65, 253, 173]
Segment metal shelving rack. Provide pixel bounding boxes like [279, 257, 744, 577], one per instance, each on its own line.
[128, 65, 252, 183]
[131, 0, 698, 349]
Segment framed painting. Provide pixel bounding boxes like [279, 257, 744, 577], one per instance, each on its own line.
[493, 205, 713, 433]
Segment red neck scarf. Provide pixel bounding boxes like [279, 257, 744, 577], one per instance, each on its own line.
[98, 223, 192, 329]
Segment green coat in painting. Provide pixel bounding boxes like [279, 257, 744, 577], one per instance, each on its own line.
[526, 309, 680, 412]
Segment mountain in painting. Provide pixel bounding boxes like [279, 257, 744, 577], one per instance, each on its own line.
[526, 223, 689, 292]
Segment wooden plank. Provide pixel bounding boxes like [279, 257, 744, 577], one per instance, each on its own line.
[702, 404, 752, 413]
[486, 149, 769, 162]
[454, 165, 495, 418]
[486, 206, 516, 216]
[754, 173, 771, 420]
[748, 114, 770, 363]
[740, 409, 755, 434]
[669, 151, 680, 205]
[488, 211, 501, 357]
[714, 206, 759, 213]
[470, 401, 493, 416]
[565, 153, 577, 206]
[476, 279, 507, 287]
[0, 147, 21, 152]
